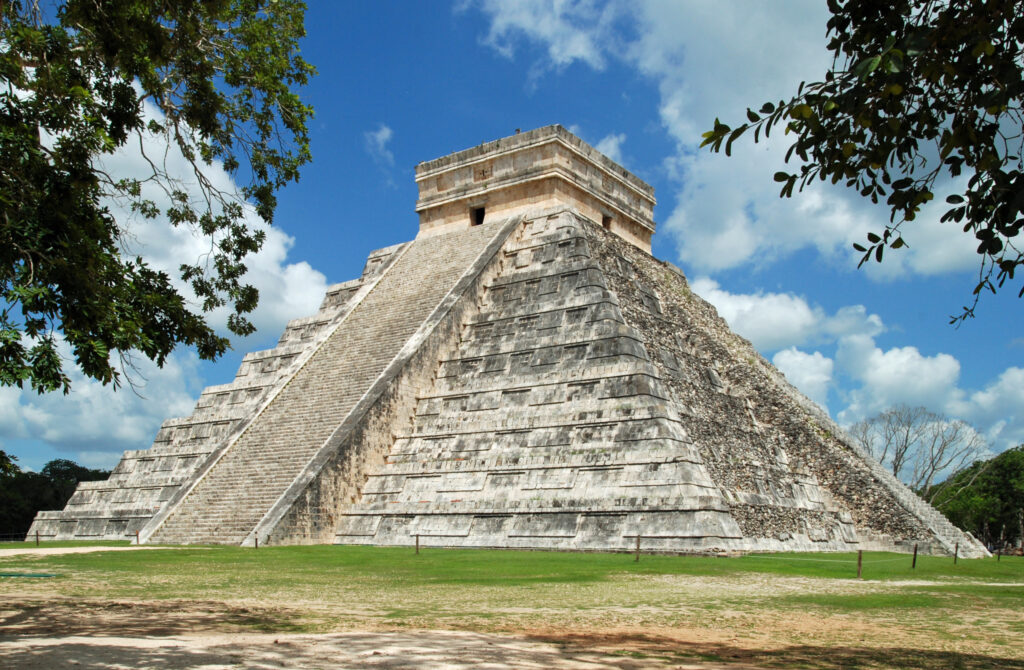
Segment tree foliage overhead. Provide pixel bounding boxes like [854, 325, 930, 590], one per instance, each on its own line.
[1, 0, 314, 394]
[702, 0, 1024, 322]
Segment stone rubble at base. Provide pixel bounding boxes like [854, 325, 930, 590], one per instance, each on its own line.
[28, 125, 987, 557]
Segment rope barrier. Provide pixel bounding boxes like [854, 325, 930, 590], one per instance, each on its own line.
[745, 555, 859, 564]
[743, 555, 919, 566]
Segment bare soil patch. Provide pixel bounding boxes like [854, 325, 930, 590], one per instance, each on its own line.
[1, 587, 1022, 669]
[2, 548, 1022, 668]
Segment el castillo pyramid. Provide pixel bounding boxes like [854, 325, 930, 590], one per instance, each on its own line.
[30, 126, 986, 557]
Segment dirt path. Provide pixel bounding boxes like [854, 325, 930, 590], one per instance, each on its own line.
[2, 595, 1022, 669]
[0, 630, 763, 669]
[0, 546, 166, 558]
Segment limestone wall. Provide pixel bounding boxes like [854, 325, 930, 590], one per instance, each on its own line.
[415, 125, 656, 252]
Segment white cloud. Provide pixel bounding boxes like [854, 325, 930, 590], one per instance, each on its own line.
[951, 367, 1024, 450]
[594, 132, 626, 164]
[471, 0, 620, 71]
[690, 277, 882, 352]
[832, 335, 1024, 453]
[686, 276, 1015, 440]
[858, 178, 980, 281]
[836, 334, 963, 420]
[472, 0, 980, 281]
[364, 124, 395, 167]
[773, 348, 833, 408]
[100, 99, 329, 344]
[2, 338, 203, 467]
[692, 277, 821, 351]
[0, 385, 27, 439]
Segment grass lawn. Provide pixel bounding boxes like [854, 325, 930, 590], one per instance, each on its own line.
[1, 544, 1022, 668]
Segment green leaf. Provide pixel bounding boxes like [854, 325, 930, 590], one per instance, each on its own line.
[0, 0, 315, 393]
[790, 104, 813, 119]
[725, 127, 746, 156]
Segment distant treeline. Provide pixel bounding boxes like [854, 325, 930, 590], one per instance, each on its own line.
[0, 450, 110, 539]
[930, 445, 1024, 551]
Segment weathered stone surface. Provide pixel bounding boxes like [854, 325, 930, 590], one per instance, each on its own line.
[29, 126, 986, 557]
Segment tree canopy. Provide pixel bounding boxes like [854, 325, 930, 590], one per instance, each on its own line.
[702, 0, 1024, 323]
[930, 445, 1024, 549]
[1, 0, 314, 394]
[0, 452, 110, 538]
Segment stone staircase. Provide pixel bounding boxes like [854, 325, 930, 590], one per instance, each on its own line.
[145, 220, 507, 545]
[26, 271, 380, 541]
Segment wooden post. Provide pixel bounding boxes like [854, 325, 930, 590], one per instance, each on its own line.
[635, 535, 640, 562]
[415, 534, 419, 555]
[912, 543, 918, 569]
[35, 531, 39, 547]
[954, 542, 958, 564]
[857, 550, 863, 579]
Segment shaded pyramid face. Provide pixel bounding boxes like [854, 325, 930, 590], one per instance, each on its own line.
[28, 126, 985, 557]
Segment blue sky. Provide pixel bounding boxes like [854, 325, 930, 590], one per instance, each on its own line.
[3, 1, 1022, 472]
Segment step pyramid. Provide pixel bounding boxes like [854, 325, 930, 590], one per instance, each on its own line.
[29, 125, 986, 556]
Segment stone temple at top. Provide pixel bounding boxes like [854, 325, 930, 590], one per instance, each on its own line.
[30, 125, 985, 556]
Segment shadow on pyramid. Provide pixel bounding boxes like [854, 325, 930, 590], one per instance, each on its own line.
[30, 126, 986, 557]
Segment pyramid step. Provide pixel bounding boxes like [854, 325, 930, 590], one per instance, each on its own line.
[147, 220, 510, 545]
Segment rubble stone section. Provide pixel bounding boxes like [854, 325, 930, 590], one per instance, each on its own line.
[26, 246, 404, 541]
[580, 217, 986, 557]
[144, 220, 510, 545]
